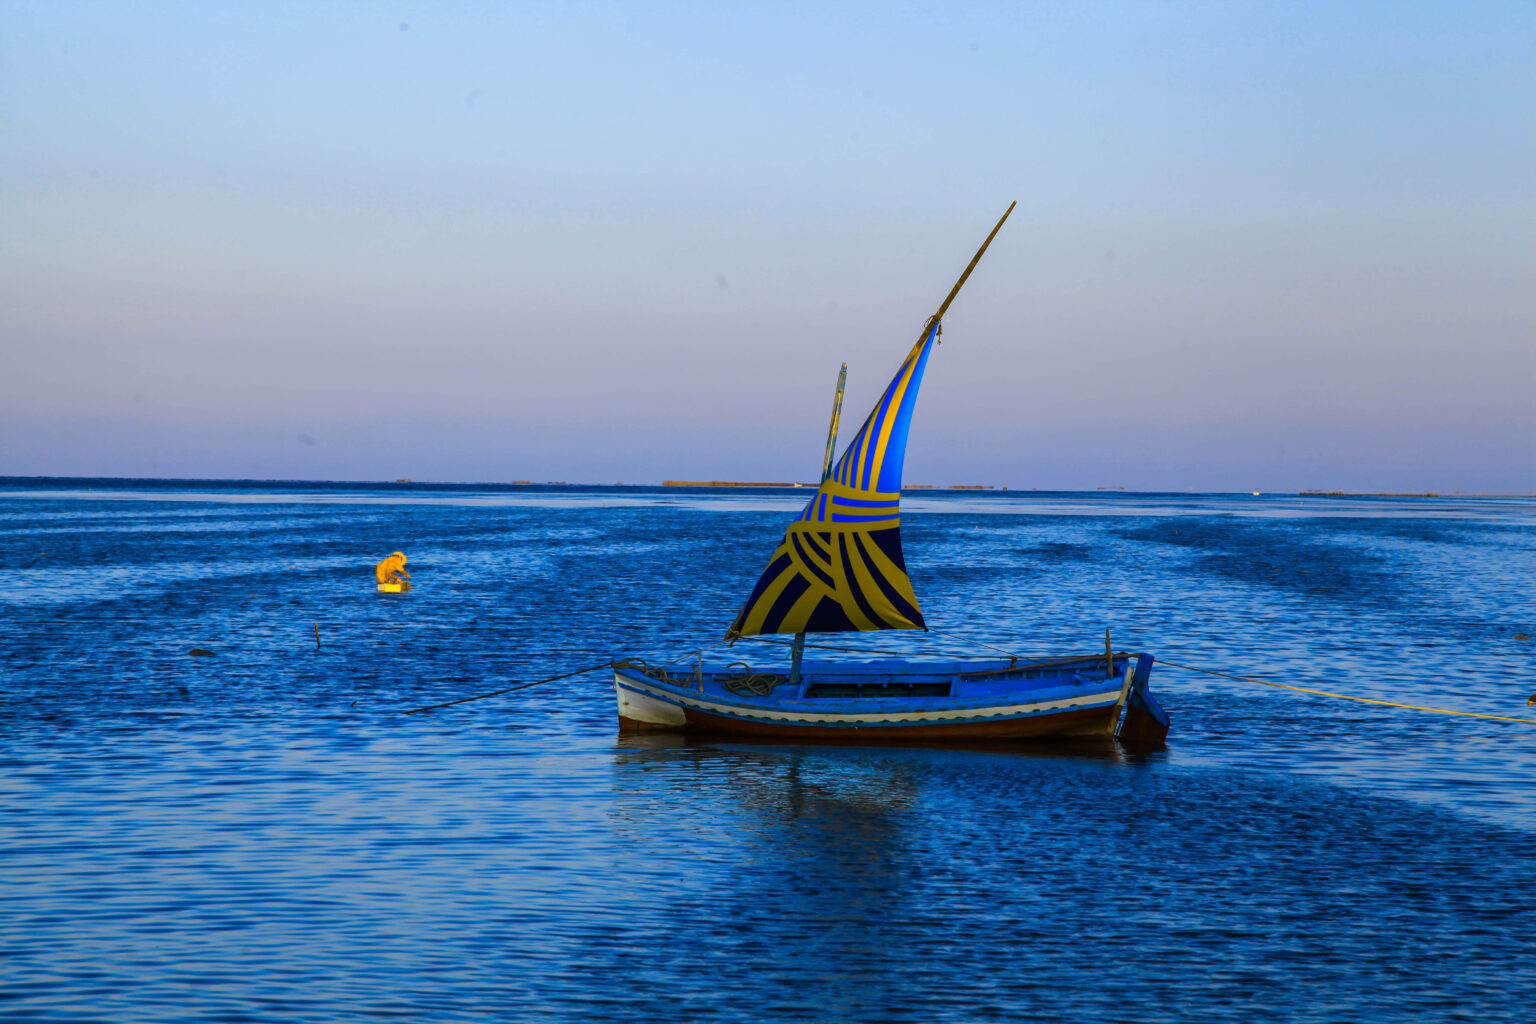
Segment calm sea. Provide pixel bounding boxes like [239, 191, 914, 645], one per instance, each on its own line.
[3, 480, 1534, 1023]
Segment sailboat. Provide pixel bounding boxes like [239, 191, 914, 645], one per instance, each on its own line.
[613, 204, 1170, 745]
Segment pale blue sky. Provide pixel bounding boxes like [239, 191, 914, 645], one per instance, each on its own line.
[3, 1, 1532, 490]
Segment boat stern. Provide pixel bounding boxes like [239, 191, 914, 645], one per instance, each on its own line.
[1115, 653, 1170, 747]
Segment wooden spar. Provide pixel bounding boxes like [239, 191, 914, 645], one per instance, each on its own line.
[924, 200, 1017, 341]
[791, 362, 849, 688]
[820, 363, 848, 482]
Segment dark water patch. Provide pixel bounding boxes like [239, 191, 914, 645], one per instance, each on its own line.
[908, 562, 1023, 587]
[1016, 540, 1097, 561]
[1117, 517, 1402, 606]
[1302, 514, 1502, 548]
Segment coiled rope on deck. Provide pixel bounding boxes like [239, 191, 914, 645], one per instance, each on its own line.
[1158, 660, 1536, 725]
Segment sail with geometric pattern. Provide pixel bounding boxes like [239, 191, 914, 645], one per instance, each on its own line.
[726, 321, 938, 636]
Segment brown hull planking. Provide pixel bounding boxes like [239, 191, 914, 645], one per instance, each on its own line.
[618, 703, 1117, 741]
[1115, 700, 1170, 747]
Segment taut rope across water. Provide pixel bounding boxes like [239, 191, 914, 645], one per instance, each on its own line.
[1156, 660, 1536, 725]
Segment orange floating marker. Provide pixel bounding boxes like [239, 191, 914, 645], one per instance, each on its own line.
[376, 551, 411, 594]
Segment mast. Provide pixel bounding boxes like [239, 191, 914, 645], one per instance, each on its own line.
[790, 362, 848, 687]
[820, 363, 848, 482]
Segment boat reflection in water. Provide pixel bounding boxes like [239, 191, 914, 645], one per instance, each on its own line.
[607, 733, 1163, 1019]
[611, 733, 1161, 1007]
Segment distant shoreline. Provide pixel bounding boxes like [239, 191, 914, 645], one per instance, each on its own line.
[662, 480, 1001, 490]
[662, 480, 808, 489]
[0, 476, 1530, 498]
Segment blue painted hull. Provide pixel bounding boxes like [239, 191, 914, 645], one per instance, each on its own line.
[614, 653, 1168, 744]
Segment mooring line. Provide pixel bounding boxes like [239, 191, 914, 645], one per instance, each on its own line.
[401, 637, 736, 714]
[1158, 660, 1536, 725]
[402, 661, 614, 715]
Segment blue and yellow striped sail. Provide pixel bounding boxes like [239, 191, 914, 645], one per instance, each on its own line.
[728, 322, 938, 636]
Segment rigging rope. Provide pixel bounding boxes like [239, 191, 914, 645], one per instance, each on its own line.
[924, 628, 1026, 661]
[1158, 660, 1536, 725]
[739, 634, 1003, 659]
[740, 633, 1127, 673]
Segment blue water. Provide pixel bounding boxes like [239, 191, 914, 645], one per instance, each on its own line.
[3, 481, 1534, 1022]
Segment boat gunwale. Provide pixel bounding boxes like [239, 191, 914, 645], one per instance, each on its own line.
[613, 667, 1127, 726]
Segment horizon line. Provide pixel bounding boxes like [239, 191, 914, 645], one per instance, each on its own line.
[1, 475, 1530, 499]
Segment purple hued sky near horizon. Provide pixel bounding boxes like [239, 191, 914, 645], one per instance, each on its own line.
[2, 2, 1532, 492]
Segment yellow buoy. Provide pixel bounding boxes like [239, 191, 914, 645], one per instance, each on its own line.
[376, 551, 412, 593]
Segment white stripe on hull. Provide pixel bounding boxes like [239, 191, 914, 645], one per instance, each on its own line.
[613, 672, 1122, 727]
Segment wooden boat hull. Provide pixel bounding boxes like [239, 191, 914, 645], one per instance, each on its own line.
[613, 653, 1168, 745]
[620, 701, 1117, 740]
